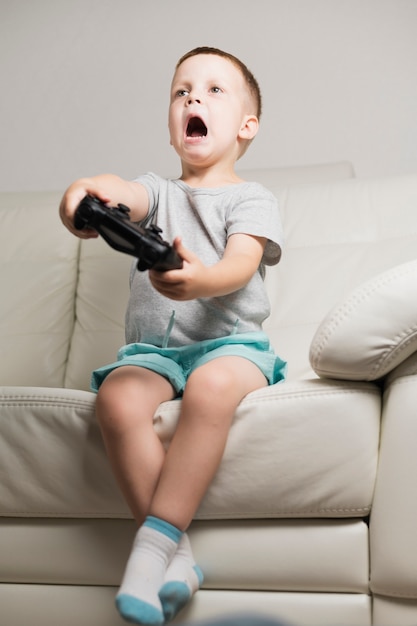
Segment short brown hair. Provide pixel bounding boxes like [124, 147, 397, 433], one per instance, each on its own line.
[176, 46, 262, 119]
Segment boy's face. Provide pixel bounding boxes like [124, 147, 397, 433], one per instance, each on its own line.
[168, 54, 258, 169]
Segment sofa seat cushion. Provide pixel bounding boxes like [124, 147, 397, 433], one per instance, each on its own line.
[0, 380, 380, 519]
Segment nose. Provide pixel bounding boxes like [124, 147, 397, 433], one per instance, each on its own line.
[187, 93, 201, 105]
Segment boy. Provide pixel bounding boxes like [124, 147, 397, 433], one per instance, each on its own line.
[60, 47, 286, 625]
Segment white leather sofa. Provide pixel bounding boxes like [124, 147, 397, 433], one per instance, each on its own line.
[1, 162, 417, 626]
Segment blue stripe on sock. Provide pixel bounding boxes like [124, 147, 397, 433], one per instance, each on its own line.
[145, 515, 182, 543]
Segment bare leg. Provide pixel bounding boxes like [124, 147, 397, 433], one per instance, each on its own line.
[155, 357, 267, 621]
[95, 365, 175, 525]
[95, 366, 179, 624]
[97, 358, 266, 624]
[149, 356, 267, 530]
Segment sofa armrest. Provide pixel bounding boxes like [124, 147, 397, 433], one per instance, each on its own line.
[309, 259, 417, 381]
[370, 372, 417, 599]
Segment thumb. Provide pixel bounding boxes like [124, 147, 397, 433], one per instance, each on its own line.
[173, 236, 196, 263]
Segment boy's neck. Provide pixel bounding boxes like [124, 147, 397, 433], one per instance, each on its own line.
[179, 164, 244, 188]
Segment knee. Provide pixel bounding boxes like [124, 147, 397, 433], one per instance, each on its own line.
[95, 371, 143, 433]
[187, 362, 237, 399]
[94, 367, 173, 435]
[95, 376, 123, 415]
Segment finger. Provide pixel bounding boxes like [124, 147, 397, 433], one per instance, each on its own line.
[75, 227, 99, 239]
[173, 237, 196, 263]
[149, 269, 181, 287]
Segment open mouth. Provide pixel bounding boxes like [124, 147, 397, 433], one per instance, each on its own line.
[186, 117, 207, 138]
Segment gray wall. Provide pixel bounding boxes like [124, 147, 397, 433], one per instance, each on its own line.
[1, 0, 416, 191]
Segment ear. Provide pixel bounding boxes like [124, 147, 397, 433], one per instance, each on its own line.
[238, 114, 259, 141]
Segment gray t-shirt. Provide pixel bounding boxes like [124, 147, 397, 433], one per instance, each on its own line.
[125, 173, 283, 347]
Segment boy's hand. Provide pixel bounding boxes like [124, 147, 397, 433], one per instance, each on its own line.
[59, 180, 110, 239]
[149, 238, 207, 300]
[149, 232, 266, 301]
[59, 174, 149, 238]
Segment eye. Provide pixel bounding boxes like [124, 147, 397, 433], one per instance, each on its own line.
[210, 86, 222, 94]
[175, 89, 189, 98]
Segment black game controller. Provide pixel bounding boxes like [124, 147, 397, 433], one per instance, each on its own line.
[74, 195, 183, 272]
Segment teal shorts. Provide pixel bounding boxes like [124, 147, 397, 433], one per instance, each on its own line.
[91, 331, 287, 395]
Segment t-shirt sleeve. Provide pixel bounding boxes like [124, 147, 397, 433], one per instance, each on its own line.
[226, 183, 283, 266]
[132, 172, 162, 226]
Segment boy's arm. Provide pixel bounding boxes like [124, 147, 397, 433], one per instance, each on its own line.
[149, 233, 266, 300]
[59, 174, 149, 238]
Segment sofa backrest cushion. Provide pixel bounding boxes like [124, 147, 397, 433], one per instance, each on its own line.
[9, 164, 417, 392]
[64, 238, 131, 390]
[64, 162, 356, 390]
[238, 160, 355, 194]
[61, 161, 357, 391]
[0, 192, 77, 387]
[263, 173, 417, 380]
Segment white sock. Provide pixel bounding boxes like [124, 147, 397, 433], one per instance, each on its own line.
[116, 516, 182, 625]
[159, 533, 204, 622]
